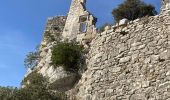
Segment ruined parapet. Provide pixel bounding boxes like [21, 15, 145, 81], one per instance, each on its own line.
[40, 16, 67, 49]
[63, 0, 97, 42]
[161, 0, 170, 14]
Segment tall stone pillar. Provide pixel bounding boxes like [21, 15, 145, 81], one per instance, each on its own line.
[62, 0, 87, 40]
[62, 0, 96, 42]
[161, 0, 170, 14]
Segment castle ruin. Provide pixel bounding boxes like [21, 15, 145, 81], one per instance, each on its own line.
[27, 0, 170, 100]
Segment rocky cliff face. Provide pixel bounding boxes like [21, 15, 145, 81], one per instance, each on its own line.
[25, 0, 170, 100]
[37, 16, 67, 83]
[28, 16, 79, 92]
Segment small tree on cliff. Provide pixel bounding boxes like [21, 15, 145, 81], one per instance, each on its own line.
[112, 0, 157, 22]
[24, 46, 40, 69]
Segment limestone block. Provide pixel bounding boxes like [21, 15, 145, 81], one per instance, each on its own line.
[159, 81, 170, 89]
[107, 29, 114, 33]
[105, 89, 114, 97]
[104, 25, 111, 31]
[166, 71, 170, 76]
[101, 31, 107, 35]
[131, 42, 142, 47]
[144, 57, 151, 64]
[119, 46, 128, 53]
[138, 44, 146, 49]
[131, 54, 139, 63]
[141, 81, 150, 88]
[151, 55, 160, 61]
[119, 56, 131, 63]
[119, 18, 129, 26]
[130, 94, 146, 100]
[112, 67, 121, 73]
[160, 50, 170, 60]
[86, 94, 92, 100]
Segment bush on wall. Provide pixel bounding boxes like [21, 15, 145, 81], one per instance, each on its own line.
[51, 42, 84, 72]
[112, 0, 157, 22]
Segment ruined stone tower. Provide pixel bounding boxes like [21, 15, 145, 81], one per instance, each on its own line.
[161, 0, 170, 13]
[63, 0, 97, 42]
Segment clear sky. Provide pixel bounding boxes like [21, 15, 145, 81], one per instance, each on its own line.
[0, 0, 161, 87]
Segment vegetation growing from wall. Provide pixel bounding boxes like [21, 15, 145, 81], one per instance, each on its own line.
[51, 42, 84, 72]
[112, 0, 157, 22]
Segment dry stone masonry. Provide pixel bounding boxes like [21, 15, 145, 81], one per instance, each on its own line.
[68, 0, 170, 100]
[71, 14, 170, 100]
[25, 0, 170, 100]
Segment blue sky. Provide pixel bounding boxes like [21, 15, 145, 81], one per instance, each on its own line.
[0, 0, 161, 87]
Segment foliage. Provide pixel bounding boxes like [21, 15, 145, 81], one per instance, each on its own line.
[20, 72, 67, 100]
[0, 86, 17, 100]
[0, 72, 67, 100]
[24, 50, 39, 69]
[112, 0, 157, 22]
[51, 42, 84, 71]
[22, 71, 46, 86]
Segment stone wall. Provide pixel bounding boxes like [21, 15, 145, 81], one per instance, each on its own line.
[70, 13, 170, 100]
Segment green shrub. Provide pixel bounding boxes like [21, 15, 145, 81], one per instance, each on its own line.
[0, 72, 67, 100]
[112, 0, 157, 22]
[51, 42, 84, 71]
[20, 72, 67, 100]
[24, 51, 39, 69]
[22, 71, 47, 86]
[0, 86, 17, 100]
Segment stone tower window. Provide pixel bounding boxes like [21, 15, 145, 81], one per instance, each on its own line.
[79, 15, 88, 33]
[79, 15, 88, 22]
[80, 22, 88, 33]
